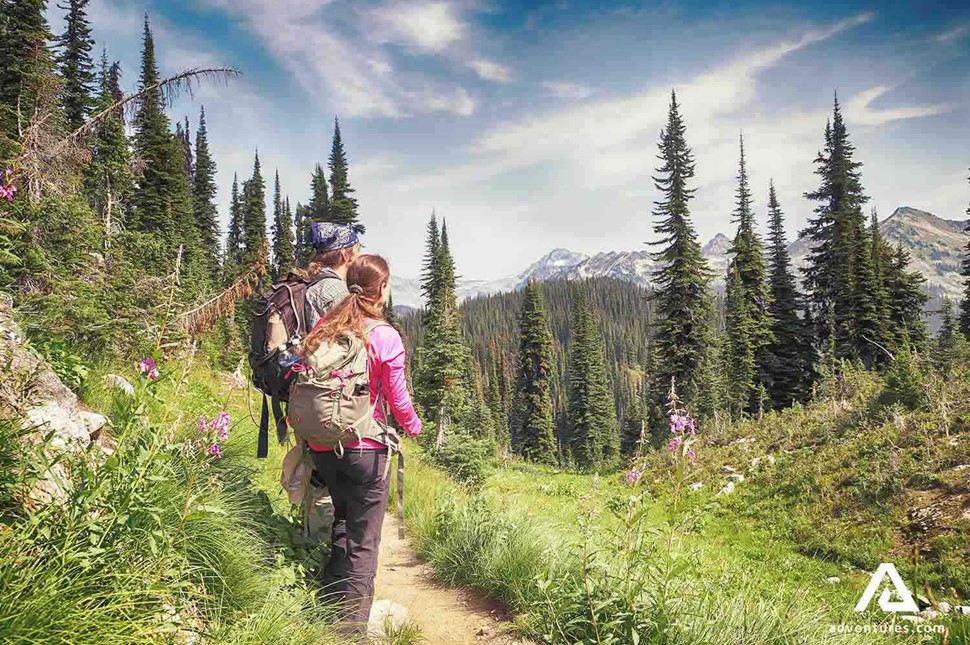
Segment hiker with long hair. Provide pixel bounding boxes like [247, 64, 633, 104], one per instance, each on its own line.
[299, 254, 421, 636]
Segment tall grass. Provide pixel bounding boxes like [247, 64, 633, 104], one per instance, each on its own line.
[0, 360, 345, 644]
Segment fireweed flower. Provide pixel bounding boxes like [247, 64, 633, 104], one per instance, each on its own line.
[208, 444, 222, 458]
[667, 436, 682, 452]
[198, 416, 207, 433]
[686, 448, 696, 461]
[625, 468, 643, 485]
[139, 357, 159, 380]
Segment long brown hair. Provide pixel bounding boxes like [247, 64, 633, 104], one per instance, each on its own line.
[301, 254, 389, 356]
[307, 245, 358, 274]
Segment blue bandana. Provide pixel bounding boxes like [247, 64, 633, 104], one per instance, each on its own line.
[310, 222, 361, 251]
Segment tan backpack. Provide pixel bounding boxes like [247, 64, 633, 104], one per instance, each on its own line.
[287, 320, 401, 455]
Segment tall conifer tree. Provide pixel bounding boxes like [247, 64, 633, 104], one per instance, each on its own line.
[415, 219, 473, 434]
[192, 105, 220, 281]
[84, 51, 132, 233]
[309, 163, 329, 222]
[763, 181, 813, 407]
[649, 90, 712, 404]
[241, 150, 267, 268]
[55, 0, 95, 129]
[271, 172, 295, 279]
[565, 289, 620, 468]
[420, 212, 441, 304]
[884, 244, 928, 352]
[131, 16, 193, 247]
[512, 280, 557, 464]
[225, 172, 243, 278]
[960, 169, 970, 338]
[724, 135, 773, 415]
[328, 117, 363, 232]
[0, 0, 56, 151]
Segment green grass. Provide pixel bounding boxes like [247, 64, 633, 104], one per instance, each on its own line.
[0, 354, 345, 645]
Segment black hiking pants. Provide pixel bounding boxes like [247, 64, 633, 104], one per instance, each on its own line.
[311, 448, 389, 638]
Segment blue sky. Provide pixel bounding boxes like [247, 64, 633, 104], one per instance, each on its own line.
[53, 0, 970, 279]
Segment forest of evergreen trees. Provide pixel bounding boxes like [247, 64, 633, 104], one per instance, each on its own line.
[401, 90, 970, 472]
[1, 1, 969, 476]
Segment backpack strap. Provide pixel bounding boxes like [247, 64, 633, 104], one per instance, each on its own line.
[272, 396, 288, 445]
[257, 394, 270, 459]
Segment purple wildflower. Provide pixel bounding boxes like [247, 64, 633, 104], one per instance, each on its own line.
[208, 444, 222, 459]
[197, 416, 207, 433]
[208, 410, 230, 441]
[686, 448, 696, 461]
[139, 357, 159, 380]
[667, 436, 682, 453]
[625, 468, 643, 485]
[669, 414, 688, 434]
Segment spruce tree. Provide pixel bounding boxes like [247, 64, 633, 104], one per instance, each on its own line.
[309, 163, 329, 222]
[271, 172, 295, 279]
[763, 180, 813, 407]
[328, 117, 363, 232]
[512, 279, 558, 464]
[84, 51, 132, 234]
[884, 244, 929, 352]
[415, 219, 473, 434]
[224, 172, 242, 279]
[960, 169, 970, 338]
[55, 0, 95, 130]
[241, 151, 267, 269]
[130, 16, 193, 249]
[935, 297, 959, 373]
[0, 0, 56, 151]
[649, 90, 712, 404]
[802, 95, 882, 365]
[565, 289, 620, 468]
[420, 212, 441, 305]
[723, 135, 773, 415]
[192, 105, 220, 282]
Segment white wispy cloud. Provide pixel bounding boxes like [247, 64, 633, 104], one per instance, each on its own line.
[542, 81, 595, 100]
[203, 0, 476, 118]
[468, 58, 513, 83]
[845, 86, 952, 127]
[935, 23, 970, 43]
[365, 1, 466, 53]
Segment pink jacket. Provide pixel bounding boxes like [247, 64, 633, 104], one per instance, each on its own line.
[308, 320, 421, 452]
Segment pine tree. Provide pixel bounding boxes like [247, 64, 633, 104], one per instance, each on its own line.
[649, 90, 712, 404]
[271, 172, 295, 279]
[511, 280, 557, 464]
[84, 51, 132, 235]
[192, 105, 220, 282]
[802, 95, 882, 365]
[55, 0, 95, 130]
[564, 289, 620, 468]
[415, 219, 472, 436]
[420, 212, 441, 305]
[723, 135, 773, 415]
[130, 16, 192, 245]
[241, 150, 267, 269]
[309, 163, 329, 222]
[0, 0, 57, 151]
[763, 180, 813, 407]
[935, 297, 959, 373]
[328, 117, 363, 232]
[868, 209, 892, 344]
[960, 169, 970, 338]
[884, 244, 929, 352]
[224, 172, 242, 278]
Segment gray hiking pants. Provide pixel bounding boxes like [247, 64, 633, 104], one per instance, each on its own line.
[311, 448, 390, 638]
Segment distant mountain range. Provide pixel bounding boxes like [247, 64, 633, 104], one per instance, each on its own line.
[391, 207, 969, 311]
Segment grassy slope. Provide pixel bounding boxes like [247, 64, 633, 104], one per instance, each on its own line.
[387, 363, 970, 643]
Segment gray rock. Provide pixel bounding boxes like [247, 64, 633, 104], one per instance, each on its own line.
[367, 599, 409, 640]
[826, 576, 840, 584]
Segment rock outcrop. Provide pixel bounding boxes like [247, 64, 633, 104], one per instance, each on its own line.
[0, 297, 107, 507]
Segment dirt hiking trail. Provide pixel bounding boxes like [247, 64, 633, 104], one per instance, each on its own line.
[375, 514, 532, 644]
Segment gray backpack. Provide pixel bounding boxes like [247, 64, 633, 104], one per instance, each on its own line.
[288, 320, 401, 455]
